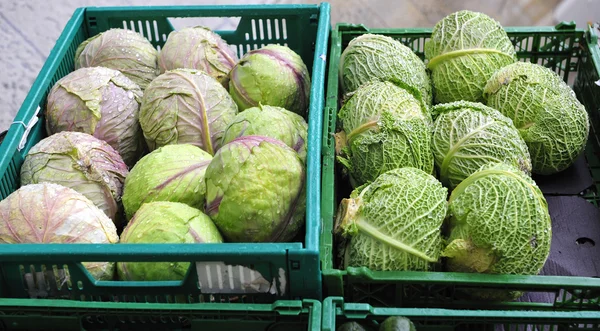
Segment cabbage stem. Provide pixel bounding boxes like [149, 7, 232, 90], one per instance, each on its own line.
[346, 120, 379, 143]
[427, 48, 515, 70]
[355, 219, 438, 263]
[449, 168, 539, 205]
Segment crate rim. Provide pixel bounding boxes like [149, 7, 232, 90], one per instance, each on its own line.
[321, 296, 600, 331]
[0, 297, 321, 314]
[320, 21, 600, 306]
[81, 3, 322, 14]
[0, 298, 322, 331]
[333, 20, 587, 34]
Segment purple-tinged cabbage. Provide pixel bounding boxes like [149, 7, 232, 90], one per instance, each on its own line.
[158, 26, 238, 88]
[228, 44, 311, 116]
[122, 144, 213, 220]
[74, 28, 159, 90]
[45, 66, 144, 167]
[0, 183, 119, 280]
[117, 201, 223, 281]
[140, 68, 238, 154]
[205, 136, 305, 242]
[20, 132, 129, 225]
[222, 105, 308, 163]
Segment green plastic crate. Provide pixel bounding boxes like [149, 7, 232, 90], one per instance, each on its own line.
[320, 23, 600, 310]
[0, 298, 320, 331]
[0, 4, 330, 302]
[322, 297, 600, 331]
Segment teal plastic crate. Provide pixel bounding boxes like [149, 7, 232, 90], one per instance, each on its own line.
[321, 22, 600, 310]
[0, 298, 320, 331]
[0, 4, 330, 302]
[322, 297, 600, 331]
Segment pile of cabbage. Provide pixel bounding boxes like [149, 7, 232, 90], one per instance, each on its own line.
[334, 10, 589, 301]
[1, 25, 311, 282]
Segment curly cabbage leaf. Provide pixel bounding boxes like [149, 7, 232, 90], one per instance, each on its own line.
[431, 101, 531, 189]
[337, 167, 447, 271]
[483, 62, 590, 175]
[424, 10, 516, 103]
[140, 68, 238, 154]
[443, 162, 551, 300]
[340, 34, 432, 106]
[336, 81, 434, 187]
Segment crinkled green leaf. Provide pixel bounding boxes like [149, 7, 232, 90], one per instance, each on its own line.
[431, 101, 531, 189]
[337, 81, 434, 186]
[339, 34, 432, 106]
[445, 162, 551, 277]
[424, 11, 516, 103]
[338, 167, 447, 271]
[483, 62, 590, 175]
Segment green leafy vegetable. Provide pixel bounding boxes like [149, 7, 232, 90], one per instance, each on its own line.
[484, 61, 590, 175]
[336, 81, 434, 187]
[431, 101, 531, 189]
[340, 34, 431, 106]
[337, 167, 447, 271]
[424, 11, 516, 103]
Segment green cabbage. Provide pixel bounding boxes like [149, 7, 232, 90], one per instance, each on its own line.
[337, 167, 447, 271]
[117, 201, 223, 281]
[205, 136, 305, 243]
[336, 81, 434, 187]
[431, 101, 531, 189]
[229, 45, 311, 116]
[483, 62, 590, 175]
[222, 105, 308, 163]
[425, 11, 516, 103]
[443, 162, 551, 300]
[122, 144, 213, 220]
[340, 34, 431, 106]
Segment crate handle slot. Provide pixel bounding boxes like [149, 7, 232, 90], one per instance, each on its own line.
[195, 261, 287, 296]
